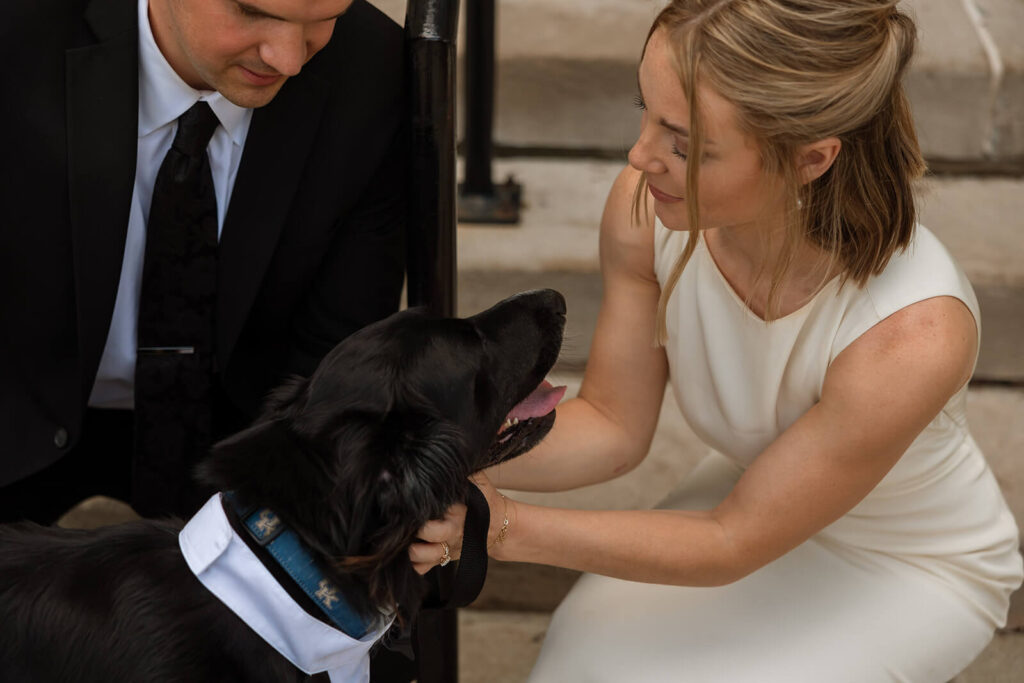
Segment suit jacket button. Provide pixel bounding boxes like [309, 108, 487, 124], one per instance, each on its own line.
[54, 428, 69, 449]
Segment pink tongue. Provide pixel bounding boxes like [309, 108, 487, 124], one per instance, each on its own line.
[509, 380, 567, 421]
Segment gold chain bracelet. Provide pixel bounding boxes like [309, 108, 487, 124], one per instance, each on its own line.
[488, 494, 513, 549]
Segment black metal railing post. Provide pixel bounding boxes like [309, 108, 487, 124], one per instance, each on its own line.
[458, 0, 521, 224]
[406, 0, 460, 318]
[461, 0, 495, 197]
[404, 3, 460, 683]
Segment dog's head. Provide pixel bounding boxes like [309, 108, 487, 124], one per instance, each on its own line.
[198, 289, 566, 622]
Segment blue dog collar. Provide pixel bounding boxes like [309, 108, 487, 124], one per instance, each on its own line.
[224, 493, 376, 639]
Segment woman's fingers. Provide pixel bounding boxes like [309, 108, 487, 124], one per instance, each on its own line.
[418, 512, 464, 545]
[409, 540, 451, 575]
[408, 502, 467, 573]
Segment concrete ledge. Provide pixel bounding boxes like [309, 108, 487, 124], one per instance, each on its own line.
[459, 609, 550, 683]
[953, 631, 1024, 683]
[978, 0, 1024, 157]
[375, 0, 1024, 163]
[904, 0, 994, 159]
[916, 176, 1024, 288]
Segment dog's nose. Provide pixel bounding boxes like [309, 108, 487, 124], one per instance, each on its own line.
[512, 289, 566, 316]
[545, 289, 567, 316]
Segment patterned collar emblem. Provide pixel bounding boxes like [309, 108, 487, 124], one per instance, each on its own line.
[254, 510, 281, 538]
[316, 579, 340, 609]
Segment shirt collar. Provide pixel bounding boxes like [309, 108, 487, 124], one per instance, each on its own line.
[137, 0, 250, 145]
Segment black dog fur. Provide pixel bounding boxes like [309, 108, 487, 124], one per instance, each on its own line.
[0, 289, 566, 682]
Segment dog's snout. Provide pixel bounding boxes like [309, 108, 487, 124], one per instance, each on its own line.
[468, 290, 566, 371]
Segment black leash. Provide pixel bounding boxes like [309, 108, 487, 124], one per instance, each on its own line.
[380, 484, 490, 680]
[421, 482, 490, 610]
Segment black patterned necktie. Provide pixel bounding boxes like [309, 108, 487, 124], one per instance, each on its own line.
[133, 101, 220, 518]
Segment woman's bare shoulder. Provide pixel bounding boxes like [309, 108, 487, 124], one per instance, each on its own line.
[824, 295, 978, 415]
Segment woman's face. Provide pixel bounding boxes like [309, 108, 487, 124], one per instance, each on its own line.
[628, 28, 784, 233]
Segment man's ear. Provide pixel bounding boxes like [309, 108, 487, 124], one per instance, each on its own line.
[797, 137, 841, 184]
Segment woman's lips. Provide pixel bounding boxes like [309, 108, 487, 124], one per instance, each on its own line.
[648, 184, 683, 204]
[238, 66, 281, 86]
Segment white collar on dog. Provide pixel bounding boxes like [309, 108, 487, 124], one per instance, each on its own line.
[179, 494, 391, 682]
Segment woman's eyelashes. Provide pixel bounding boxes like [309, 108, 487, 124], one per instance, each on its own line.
[633, 94, 700, 162]
[236, 2, 263, 19]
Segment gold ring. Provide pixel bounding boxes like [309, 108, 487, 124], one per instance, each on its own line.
[439, 541, 451, 567]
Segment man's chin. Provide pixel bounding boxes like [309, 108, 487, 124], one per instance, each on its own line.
[217, 80, 287, 109]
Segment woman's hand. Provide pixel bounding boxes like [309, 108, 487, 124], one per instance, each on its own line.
[408, 501, 466, 575]
[408, 473, 513, 574]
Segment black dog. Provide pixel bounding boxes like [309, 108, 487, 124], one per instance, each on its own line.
[0, 289, 566, 682]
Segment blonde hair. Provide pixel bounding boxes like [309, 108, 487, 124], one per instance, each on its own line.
[638, 0, 926, 339]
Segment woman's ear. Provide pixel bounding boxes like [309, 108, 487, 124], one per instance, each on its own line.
[797, 137, 841, 184]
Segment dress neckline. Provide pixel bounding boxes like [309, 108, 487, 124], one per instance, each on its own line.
[698, 234, 839, 324]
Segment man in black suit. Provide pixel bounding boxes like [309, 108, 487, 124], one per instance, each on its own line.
[0, 0, 408, 523]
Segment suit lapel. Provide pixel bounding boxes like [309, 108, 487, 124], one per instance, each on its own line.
[66, 0, 139, 381]
[65, 0, 331, 370]
[216, 75, 329, 364]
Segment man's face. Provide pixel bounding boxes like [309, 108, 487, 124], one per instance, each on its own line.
[149, 0, 355, 108]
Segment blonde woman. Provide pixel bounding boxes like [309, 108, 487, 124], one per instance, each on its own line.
[411, 1, 1022, 679]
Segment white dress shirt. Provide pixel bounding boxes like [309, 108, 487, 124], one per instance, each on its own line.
[180, 494, 390, 682]
[88, 0, 253, 408]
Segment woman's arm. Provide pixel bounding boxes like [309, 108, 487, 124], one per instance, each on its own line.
[469, 294, 978, 585]
[485, 166, 670, 493]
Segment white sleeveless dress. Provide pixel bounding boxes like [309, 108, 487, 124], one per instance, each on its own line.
[528, 223, 1022, 683]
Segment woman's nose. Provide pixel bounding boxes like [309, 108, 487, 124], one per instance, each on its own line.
[628, 127, 667, 176]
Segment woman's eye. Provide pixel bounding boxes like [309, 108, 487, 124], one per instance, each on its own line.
[671, 144, 688, 161]
[633, 94, 647, 111]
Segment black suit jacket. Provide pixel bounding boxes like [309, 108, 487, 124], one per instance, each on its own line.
[0, 0, 408, 486]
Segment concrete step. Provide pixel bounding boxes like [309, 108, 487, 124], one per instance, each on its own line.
[375, 0, 1024, 165]
[453, 158, 1024, 382]
[459, 609, 548, 683]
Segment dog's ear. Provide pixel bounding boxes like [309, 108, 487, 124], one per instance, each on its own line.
[371, 411, 469, 535]
[196, 420, 308, 496]
[327, 411, 468, 555]
[194, 376, 326, 500]
[333, 411, 470, 617]
[259, 374, 308, 414]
